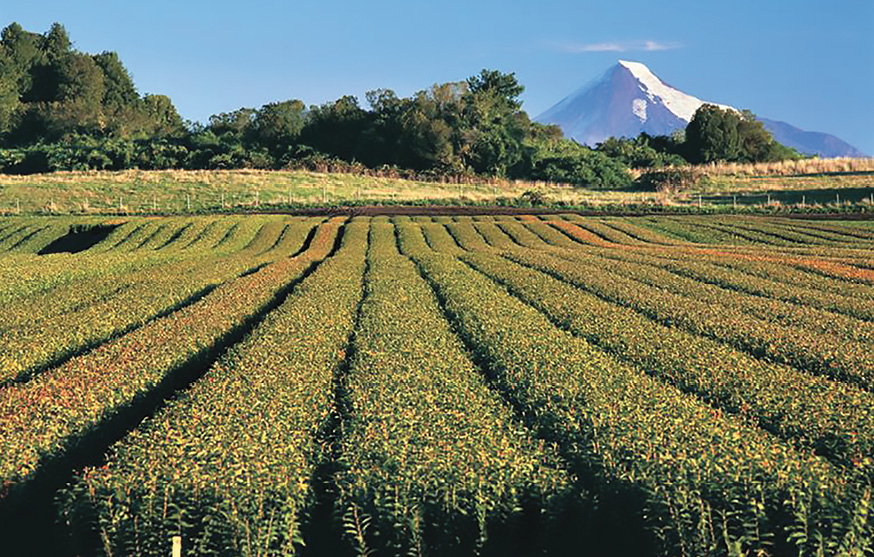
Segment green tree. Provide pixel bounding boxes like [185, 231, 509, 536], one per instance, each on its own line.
[41, 23, 71, 60]
[685, 104, 800, 164]
[208, 107, 256, 137]
[0, 49, 21, 137]
[300, 95, 369, 162]
[142, 94, 185, 137]
[94, 52, 139, 109]
[597, 134, 687, 168]
[49, 52, 106, 134]
[397, 83, 465, 171]
[0, 23, 44, 98]
[520, 133, 632, 188]
[251, 99, 306, 151]
[361, 88, 406, 166]
[460, 69, 528, 176]
[93, 51, 144, 137]
[685, 104, 742, 163]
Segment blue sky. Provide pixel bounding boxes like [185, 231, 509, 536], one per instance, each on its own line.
[5, 0, 874, 153]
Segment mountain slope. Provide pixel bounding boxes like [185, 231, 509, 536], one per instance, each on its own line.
[537, 61, 866, 157]
[759, 118, 866, 158]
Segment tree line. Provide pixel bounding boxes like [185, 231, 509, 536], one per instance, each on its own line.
[0, 23, 799, 187]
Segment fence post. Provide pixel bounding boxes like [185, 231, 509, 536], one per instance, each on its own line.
[172, 535, 182, 557]
[801, 195, 806, 207]
[836, 193, 840, 205]
[186, 193, 191, 211]
[767, 194, 771, 205]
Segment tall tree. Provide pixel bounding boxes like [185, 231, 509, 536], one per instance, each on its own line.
[208, 107, 256, 137]
[251, 99, 306, 152]
[300, 95, 369, 162]
[41, 23, 71, 60]
[142, 94, 184, 137]
[0, 49, 21, 136]
[685, 104, 742, 163]
[0, 23, 44, 98]
[461, 69, 528, 176]
[48, 52, 106, 135]
[685, 104, 799, 163]
[93, 51, 142, 137]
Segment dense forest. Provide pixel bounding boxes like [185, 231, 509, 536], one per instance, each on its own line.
[0, 23, 798, 186]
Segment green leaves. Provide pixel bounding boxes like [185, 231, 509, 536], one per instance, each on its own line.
[335, 221, 569, 553]
[62, 218, 366, 556]
[4, 214, 873, 554]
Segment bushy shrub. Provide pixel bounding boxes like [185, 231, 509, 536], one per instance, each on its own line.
[518, 189, 548, 206]
[519, 137, 633, 189]
[636, 168, 704, 193]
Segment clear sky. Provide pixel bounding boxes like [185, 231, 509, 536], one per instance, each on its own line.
[5, 0, 874, 154]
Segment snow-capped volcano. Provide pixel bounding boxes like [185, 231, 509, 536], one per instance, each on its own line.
[537, 61, 865, 157]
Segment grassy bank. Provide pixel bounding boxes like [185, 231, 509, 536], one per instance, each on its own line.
[0, 166, 872, 216]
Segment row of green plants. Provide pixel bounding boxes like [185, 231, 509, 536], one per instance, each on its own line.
[722, 218, 874, 246]
[494, 220, 565, 250]
[782, 218, 874, 241]
[683, 219, 814, 247]
[534, 217, 618, 247]
[565, 216, 874, 273]
[625, 215, 874, 254]
[636, 216, 779, 245]
[61, 218, 369, 556]
[702, 248, 874, 290]
[0, 217, 320, 384]
[0, 219, 74, 253]
[633, 249, 874, 320]
[509, 216, 590, 248]
[0, 217, 257, 306]
[395, 219, 872, 555]
[586, 218, 693, 246]
[458, 248, 874, 475]
[582, 248, 874, 342]
[489, 214, 874, 339]
[560, 215, 655, 246]
[336, 220, 572, 555]
[94, 217, 271, 254]
[491, 214, 874, 303]
[503, 241, 874, 391]
[0, 218, 343, 497]
[0, 216, 271, 301]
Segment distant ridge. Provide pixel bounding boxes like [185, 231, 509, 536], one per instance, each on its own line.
[537, 61, 866, 158]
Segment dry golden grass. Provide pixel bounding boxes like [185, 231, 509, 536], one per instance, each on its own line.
[693, 157, 874, 177]
[0, 169, 658, 215]
[0, 164, 871, 215]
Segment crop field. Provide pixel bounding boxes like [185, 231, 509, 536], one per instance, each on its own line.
[0, 213, 873, 556]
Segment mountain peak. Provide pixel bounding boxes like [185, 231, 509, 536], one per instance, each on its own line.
[536, 61, 865, 157]
[619, 59, 729, 123]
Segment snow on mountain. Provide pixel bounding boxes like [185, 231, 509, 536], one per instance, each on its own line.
[536, 61, 866, 157]
[616, 60, 733, 122]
